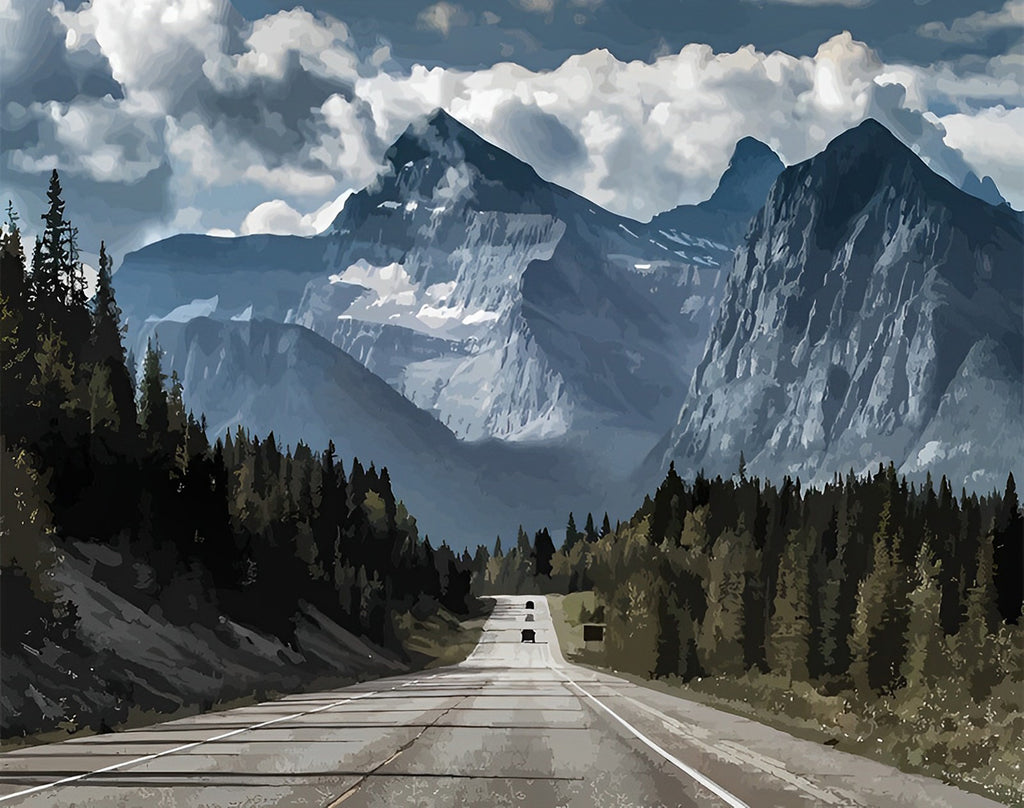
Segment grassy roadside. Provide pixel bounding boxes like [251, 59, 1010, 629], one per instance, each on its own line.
[393, 597, 493, 669]
[2, 600, 493, 752]
[545, 593, 1022, 807]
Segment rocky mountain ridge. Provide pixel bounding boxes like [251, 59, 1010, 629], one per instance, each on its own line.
[657, 118, 1023, 492]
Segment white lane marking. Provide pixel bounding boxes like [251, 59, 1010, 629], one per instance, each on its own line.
[619, 694, 851, 806]
[0, 688, 386, 803]
[560, 672, 750, 808]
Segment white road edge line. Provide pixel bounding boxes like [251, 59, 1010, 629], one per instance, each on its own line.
[0, 687, 389, 803]
[560, 671, 751, 808]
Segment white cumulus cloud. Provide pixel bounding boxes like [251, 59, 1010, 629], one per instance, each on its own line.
[6, 0, 1022, 260]
[936, 105, 1024, 207]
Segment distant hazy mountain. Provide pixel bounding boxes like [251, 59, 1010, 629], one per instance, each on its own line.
[145, 316, 609, 545]
[655, 119, 1023, 492]
[650, 137, 785, 246]
[960, 170, 1009, 208]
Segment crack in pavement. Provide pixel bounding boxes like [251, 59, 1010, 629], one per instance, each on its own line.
[324, 690, 471, 807]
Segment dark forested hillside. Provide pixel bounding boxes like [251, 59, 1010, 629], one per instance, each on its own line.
[0, 172, 477, 740]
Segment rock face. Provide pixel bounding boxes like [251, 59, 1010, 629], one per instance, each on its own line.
[659, 119, 1024, 492]
[114, 110, 764, 464]
[290, 109, 725, 447]
[651, 137, 785, 247]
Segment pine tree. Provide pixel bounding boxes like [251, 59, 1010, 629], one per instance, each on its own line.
[767, 528, 812, 682]
[584, 512, 598, 543]
[516, 524, 532, 556]
[0, 204, 36, 441]
[648, 461, 687, 544]
[534, 528, 555, 577]
[35, 170, 70, 313]
[601, 512, 612, 537]
[89, 241, 135, 429]
[87, 363, 120, 432]
[564, 512, 580, 551]
[138, 339, 169, 452]
[993, 472, 1023, 623]
[700, 524, 760, 676]
[901, 543, 949, 694]
[850, 500, 908, 695]
[956, 527, 1001, 701]
[28, 325, 79, 428]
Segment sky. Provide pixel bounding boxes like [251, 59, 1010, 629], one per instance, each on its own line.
[1, 0, 1021, 270]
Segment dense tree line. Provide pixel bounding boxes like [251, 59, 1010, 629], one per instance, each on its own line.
[474, 459, 1022, 796]
[584, 461, 1021, 692]
[1, 172, 475, 666]
[480, 459, 1021, 694]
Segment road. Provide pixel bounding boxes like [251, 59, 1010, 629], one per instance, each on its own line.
[0, 595, 1006, 807]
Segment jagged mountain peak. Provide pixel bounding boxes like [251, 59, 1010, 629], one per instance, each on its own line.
[961, 170, 1009, 207]
[704, 136, 784, 214]
[656, 117, 1023, 494]
[784, 117, 978, 204]
[650, 134, 783, 246]
[327, 109, 558, 231]
[385, 108, 480, 164]
[380, 108, 547, 194]
[766, 117, 1023, 263]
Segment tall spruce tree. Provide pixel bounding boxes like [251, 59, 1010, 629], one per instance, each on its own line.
[564, 512, 580, 551]
[89, 241, 136, 429]
[35, 170, 70, 314]
[993, 472, 1022, 623]
[534, 528, 555, 577]
[901, 543, 949, 694]
[767, 527, 812, 682]
[700, 525, 759, 676]
[850, 500, 908, 695]
[1, 204, 35, 441]
[138, 339, 169, 453]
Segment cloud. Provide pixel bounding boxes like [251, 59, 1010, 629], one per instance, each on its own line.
[935, 105, 1024, 207]
[918, 0, 1024, 43]
[357, 31, 1006, 218]
[3, 0, 1021, 263]
[239, 190, 353, 236]
[240, 199, 314, 235]
[417, 2, 471, 36]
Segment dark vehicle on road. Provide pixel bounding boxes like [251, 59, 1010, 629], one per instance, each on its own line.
[525, 600, 535, 609]
[521, 629, 536, 643]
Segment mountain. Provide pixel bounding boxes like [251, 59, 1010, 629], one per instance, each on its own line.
[115, 110, 760, 463]
[144, 316, 610, 545]
[114, 233, 329, 324]
[650, 137, 785, 247]
[656, 119, 1023, 492]
[289, 109, 731, 450]
[961, 171, 1009, 208]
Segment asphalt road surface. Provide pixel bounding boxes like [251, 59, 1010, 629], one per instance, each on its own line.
[0, 595, 1007, 807]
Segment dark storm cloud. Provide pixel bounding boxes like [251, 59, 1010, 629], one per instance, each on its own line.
[0, 0, 121, 106]
[231, 0, 1013, 70]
